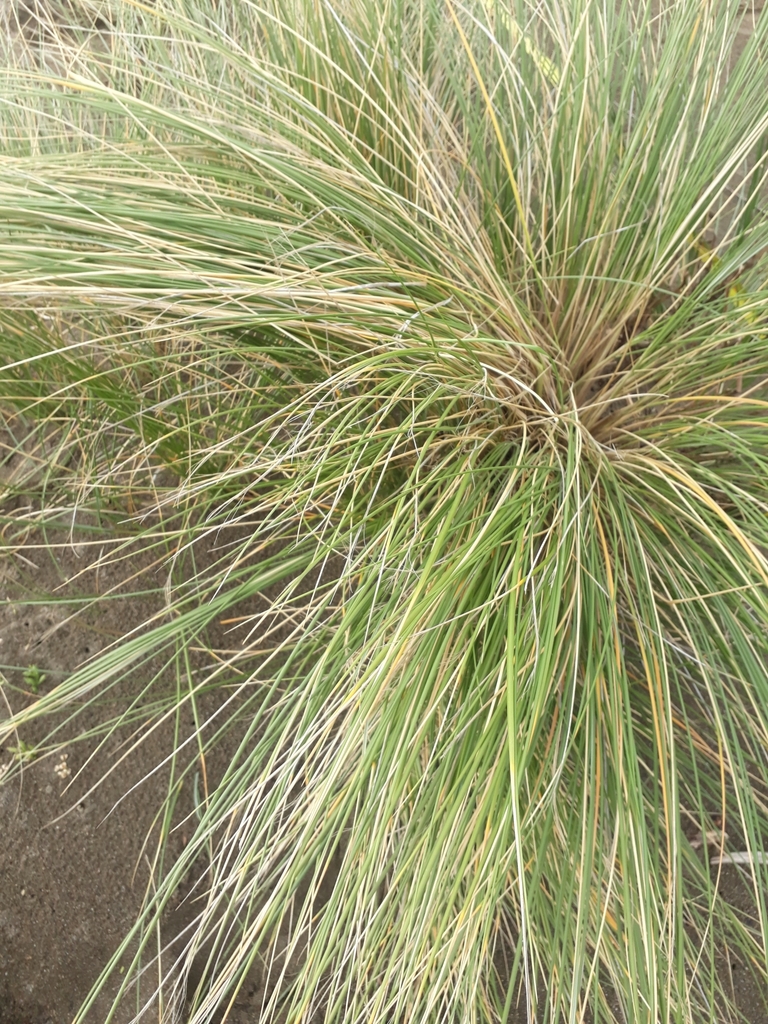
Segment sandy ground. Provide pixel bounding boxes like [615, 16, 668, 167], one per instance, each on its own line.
[0, 520, 273, 1024]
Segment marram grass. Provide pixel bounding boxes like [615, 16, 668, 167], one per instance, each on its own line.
[2, 1, 768, 1021]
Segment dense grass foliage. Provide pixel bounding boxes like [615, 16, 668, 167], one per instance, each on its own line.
[2, 1, 768, 1021]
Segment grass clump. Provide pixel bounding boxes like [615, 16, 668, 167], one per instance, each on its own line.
[2, 1, 768, 1021]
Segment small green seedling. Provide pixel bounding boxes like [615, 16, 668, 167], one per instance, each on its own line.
[23, 664, 46, 694]
[11, 739, 36, 763]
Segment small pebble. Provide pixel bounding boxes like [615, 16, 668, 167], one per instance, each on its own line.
[53, 753, 71, 780]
